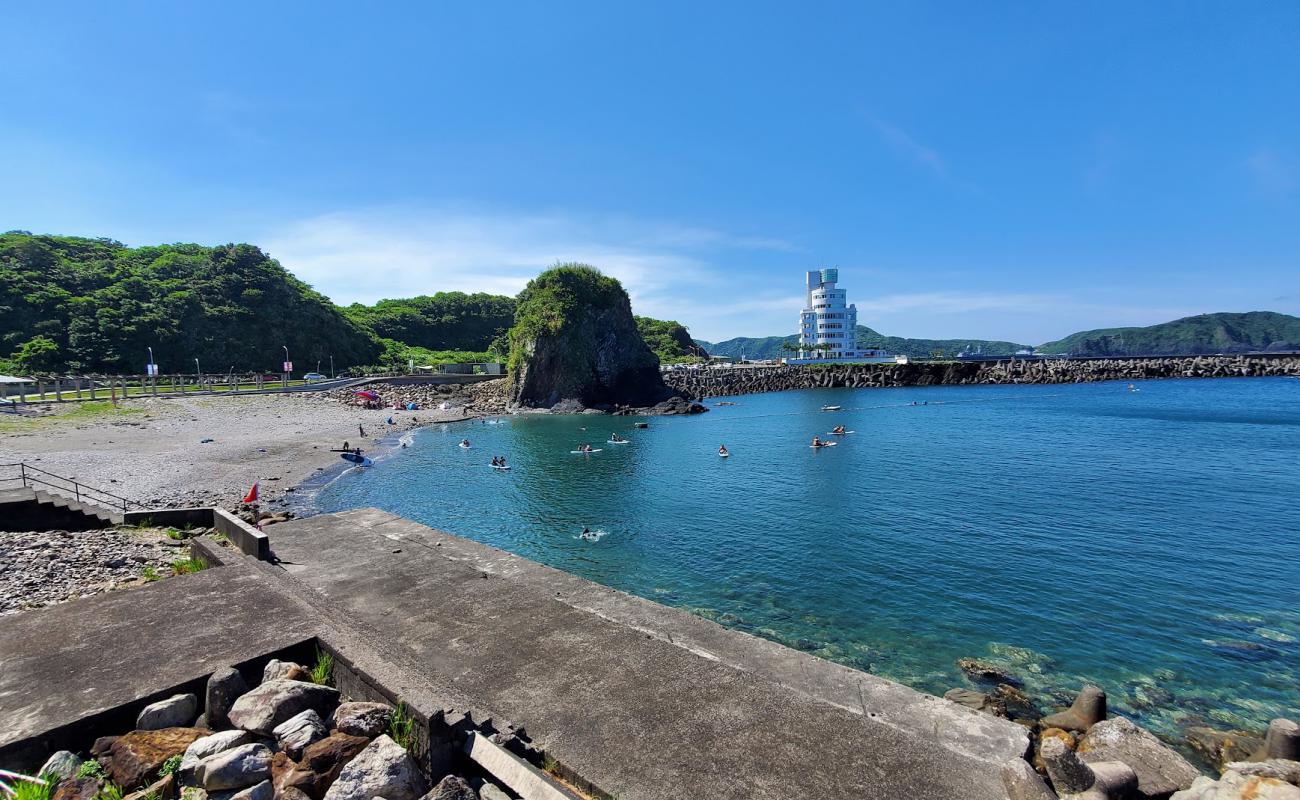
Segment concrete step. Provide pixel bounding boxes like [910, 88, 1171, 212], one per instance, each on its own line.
[33, 490, 125, 526]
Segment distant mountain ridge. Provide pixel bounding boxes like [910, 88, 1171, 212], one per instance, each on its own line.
[697, 326, 1030, 360]
[697, 311, 1300, 360]
[1038, 312, 1300, 356]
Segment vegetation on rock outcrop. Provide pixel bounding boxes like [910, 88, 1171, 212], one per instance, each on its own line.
[340, 293, 515, 353]
[506, 263, 672, 409]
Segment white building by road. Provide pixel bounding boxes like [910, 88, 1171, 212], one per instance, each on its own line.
[792, 268, 896, 364]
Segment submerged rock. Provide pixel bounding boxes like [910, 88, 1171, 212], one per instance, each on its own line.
[1185, 726, 1264, 770]
[957, 657, 1022, 686]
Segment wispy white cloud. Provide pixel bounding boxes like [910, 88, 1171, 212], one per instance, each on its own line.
[1245, 148, 1296, 194]
[865, 115, 946, 176]
[259, 207, 793, 339]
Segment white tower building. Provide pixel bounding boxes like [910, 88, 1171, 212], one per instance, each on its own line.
[799, 268, 858, 359]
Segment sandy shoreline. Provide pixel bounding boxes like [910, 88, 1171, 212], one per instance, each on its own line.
[0, 392, 484, 513]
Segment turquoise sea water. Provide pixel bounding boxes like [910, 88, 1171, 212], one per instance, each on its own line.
[314, 378, 1300, 743]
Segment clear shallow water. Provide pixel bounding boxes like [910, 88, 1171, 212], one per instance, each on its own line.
[315, 378, 1300, 742]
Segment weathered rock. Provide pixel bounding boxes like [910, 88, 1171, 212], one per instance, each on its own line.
[321, 735, 427, 800]
[108, 728, 209, 790]
[92, 735, 120, 760]
[1034, 728, 1078, 775]
[330, 702, 393, 739]
[273, 710, 328, 760]
[1171, 770, 1300, 799]
[422, 776, 477, 800]
[197, 744, 273, 792]
[39, 751, 84, 780]
[1186, 726, 1264, 770]
[1225, 759, 1300, 785]
[957, 657, 1021, 686]
[227, 679, 339, 734]
[1000, 758, 1058, 800]
[1042, 685, 1108, 733]
[52, 777, 102, 800]
[275, 788, 314, 800]
[180, 731, 255, 786]
[283, 733, 371, 799]
[138, 694, 200, 731]
[227, 779, 272, 800]
[263, 660, 310, 683]
[476, 784, 508, 800]
[1079, 716, 1201, 798]
[206, 668, 249, 730]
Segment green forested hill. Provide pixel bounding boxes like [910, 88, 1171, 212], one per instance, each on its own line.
[635, 316, 706, 362]
[341, 293, 515, 353]
[1037, 312, 1300, 355]
[698, 326, 1029, 360]
[0, 232, 380, 373]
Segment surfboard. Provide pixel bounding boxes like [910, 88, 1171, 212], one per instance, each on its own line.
[340, 452, 373, 467]
[826, 431, 856, 435]
[571, 449, 603, 454]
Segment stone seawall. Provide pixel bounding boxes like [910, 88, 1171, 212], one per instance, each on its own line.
[662, 355, 1300, 400]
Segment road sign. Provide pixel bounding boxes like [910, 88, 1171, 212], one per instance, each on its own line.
[146, 363, 159, 376]
[283, 361, 293, 372]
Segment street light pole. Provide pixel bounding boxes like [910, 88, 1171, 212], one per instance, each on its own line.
[282, 345, 290, 385]
[194, 358, 200, 375]
[330, 355, 334, 379]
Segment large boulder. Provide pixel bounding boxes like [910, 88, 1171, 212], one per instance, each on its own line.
[39, 751, 84, 781]
[137, 694, 199, 731]
[1171, 770, 1300, 799]
[506, 265, 680, 411]
[1186, 727, 1264, 770]
[227, 680, 339, 734]
[197, 743, 273, 792]
[263, 660, 310, 683]
[273, 710, 328, 760]
[206, 668, 249, 730]
[422, 776, 477, 800]
[51, 778, 101, 800]
[107, 728, 209, 790]
[1079, 716, 1201, 798]
[277, 733, 371, 799]
[321, 735, 427, 800]
[179, 730, 255, 786]
[330, 703, 393, 739]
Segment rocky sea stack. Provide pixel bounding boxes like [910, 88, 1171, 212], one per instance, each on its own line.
[506, 264, 702, 413]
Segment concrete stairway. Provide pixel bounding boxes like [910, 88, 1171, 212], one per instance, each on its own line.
[0, 487, 124, 529]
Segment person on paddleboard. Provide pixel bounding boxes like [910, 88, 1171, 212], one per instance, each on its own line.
[718, 444, 729, 456]
[832, 425, 846, 434]
[811, 436, 823, 447]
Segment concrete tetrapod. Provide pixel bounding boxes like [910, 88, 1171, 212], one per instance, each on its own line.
[1042, 685, 1108, 733]
[1041, 737, 1138, 800]
[1253, 719, 1300, 762]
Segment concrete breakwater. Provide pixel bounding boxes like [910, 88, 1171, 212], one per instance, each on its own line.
[662, 355, 1300, 399]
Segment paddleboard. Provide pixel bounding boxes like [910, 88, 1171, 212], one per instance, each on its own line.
[821, 405, 842, 411]
[340, 452, 374, 467]
[607, 440, 630, 445]
[458, 443, 471, 449]
[826, 431, 856, 435]
[571, 449, 603, 454]
[809, 442, 838, 448]
[719, 452, 730, 458]
[491, 465, 512, 471]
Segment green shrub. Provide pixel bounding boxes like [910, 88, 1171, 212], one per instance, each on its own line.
[141, 565, 161, 583]
[159, 754, 183, 777]
[9, 773, 57, 800]
[92, 782, 123, 800]
[76, 761, 105, 780]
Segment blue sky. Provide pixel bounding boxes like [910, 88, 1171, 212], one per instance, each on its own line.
[2, 2, 1297, 344]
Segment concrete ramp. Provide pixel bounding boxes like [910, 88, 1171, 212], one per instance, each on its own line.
[269, 508, 1035, 800]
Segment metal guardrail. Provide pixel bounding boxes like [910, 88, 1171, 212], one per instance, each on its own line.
[0, 462, 139, 512]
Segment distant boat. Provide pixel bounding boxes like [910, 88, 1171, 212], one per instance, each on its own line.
[340, 452, 373, 467]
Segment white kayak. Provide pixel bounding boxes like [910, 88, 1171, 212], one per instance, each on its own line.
[809, 442, 838, 448]
[571, 449, 603, 454]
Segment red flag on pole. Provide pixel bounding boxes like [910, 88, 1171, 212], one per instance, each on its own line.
[243, 482, 259, 504]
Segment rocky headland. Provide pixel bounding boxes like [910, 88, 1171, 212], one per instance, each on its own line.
[504, 264, 705, 414]
[663, 354, 1300, 399]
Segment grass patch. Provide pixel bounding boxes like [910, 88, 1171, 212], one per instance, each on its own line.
[165, 528, 185, 540]
[386, 703, 416, 753]
[540, 753, 560, 776]
[141, 565, 161, 583]
[171, 556, 208, 575]
[92, 782, 123, 800]
[7, 773, 57, 800]
[211, 531, 230, 544]
[309, 647, 334, 687]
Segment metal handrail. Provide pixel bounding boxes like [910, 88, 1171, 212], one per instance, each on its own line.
[0, 462, 139, 512]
